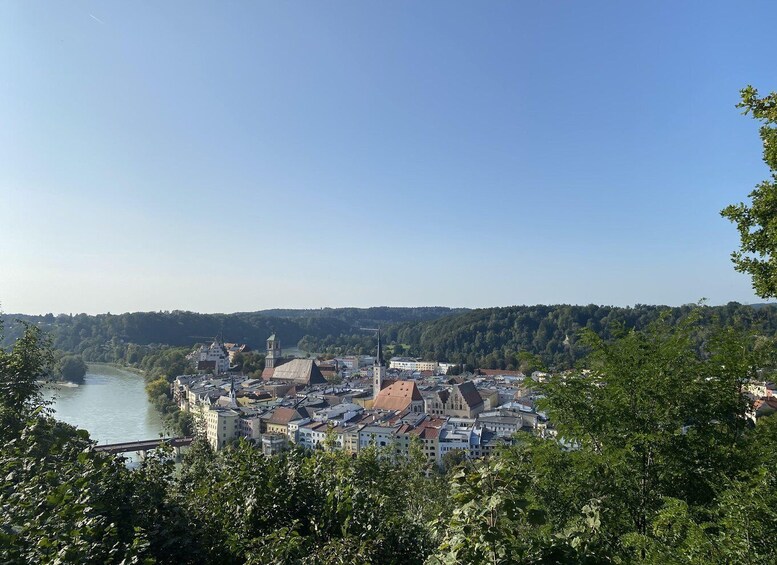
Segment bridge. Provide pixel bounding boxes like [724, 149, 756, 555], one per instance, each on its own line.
[94, 436, 195, 455]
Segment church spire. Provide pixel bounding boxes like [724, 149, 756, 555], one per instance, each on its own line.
[373, 328, 385, 398]
[376, 329, 383, 367]
[229, 374, 237, 409]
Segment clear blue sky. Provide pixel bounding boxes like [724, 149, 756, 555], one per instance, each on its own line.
[1, 1, 776, 314]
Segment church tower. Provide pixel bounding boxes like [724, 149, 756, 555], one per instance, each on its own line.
[266, 333, 282, 369]
[373, 329, 385, 398]
[229, 374, 238, 409]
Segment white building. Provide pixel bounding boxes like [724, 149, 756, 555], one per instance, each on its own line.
[312, 403, 363, 425]
[287, 417, 312, 443]
[196, 339, 231, 375]
[359, 424, 399, 450]
[297, 421, 330, 450]
[389, 357, 439, 373]
[437, 423, 473, 465]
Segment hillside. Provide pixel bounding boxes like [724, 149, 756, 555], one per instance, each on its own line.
[5, 303, 777, 371]
[301, 302, 777, 370]
[0, 307, 464, 358]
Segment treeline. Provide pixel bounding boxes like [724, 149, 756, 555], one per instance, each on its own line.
[256, 306, 467, 324]
[7, 302, 777, 378]
[3, 313, 777, 563]
[136, 346, 197, 436]
[0, 310, 350, 354]
[301, 302, 777, 370]
[0, 307, 464, 357]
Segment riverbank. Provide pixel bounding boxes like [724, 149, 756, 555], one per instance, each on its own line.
[43, 366, 165, 445]
[84, 353, 194, 437]
[40, 379, 79, 387]
[87, 361, 145, 376]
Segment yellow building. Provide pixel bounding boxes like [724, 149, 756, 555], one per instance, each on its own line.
[205, 407, 240, 451]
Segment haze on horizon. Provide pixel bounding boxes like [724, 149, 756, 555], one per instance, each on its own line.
[2, 1, 776, 316]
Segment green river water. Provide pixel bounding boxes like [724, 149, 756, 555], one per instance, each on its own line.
[43, 364, 166, 445]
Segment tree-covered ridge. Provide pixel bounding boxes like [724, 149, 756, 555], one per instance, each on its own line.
[303, 302, 777, 370]
[0, 304, 771, 372]
[6, 303, 777, 374]
[0, 307, 465, 356]
[0, 310, 351, 352]
[254, 306, 468, 324]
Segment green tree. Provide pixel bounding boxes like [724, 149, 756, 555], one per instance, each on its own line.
[429, 455, 549, 564]
[0, 321, 160, 563]
[721, 85, 777, 297]
[0, 321, 52, 437]
[57, 354, 87, 383]
[440, 448, 468, 475]
[538, 316, 760, 559]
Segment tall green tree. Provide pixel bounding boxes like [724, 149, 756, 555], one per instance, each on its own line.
[0, 321, 51, 437]
[722, 85, 777, 297]
[56, 354, 87, 383]
[537, 316, 761, 559]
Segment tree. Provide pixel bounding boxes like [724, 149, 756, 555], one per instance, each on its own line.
[429, 456, 549, 564]
[537, 315, 760, 559]
[440, 448, 467, 474]
[57, 355, 87, 383]
[721, 85, 777, 298]
[0, 321, 52, 438]
[517, 351, 546, 376]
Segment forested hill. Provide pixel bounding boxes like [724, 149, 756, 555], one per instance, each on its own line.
[0, 307, 464, 357]
[4, 304, 777, 371]
[254, 306, 468, 324]
[301, 302, 777, 370]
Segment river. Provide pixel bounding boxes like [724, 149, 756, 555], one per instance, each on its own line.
[43, 363, 166, 445]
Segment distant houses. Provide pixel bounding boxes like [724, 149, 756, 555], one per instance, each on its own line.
[172, 332, 550, 465]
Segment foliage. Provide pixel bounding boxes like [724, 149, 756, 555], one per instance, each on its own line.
[303, 302, 777, 371]
[7, 304, 777, 377]
[2, 314, 777, 563]
[722, 85, 777, 298]
[232, 350, 266, 377]
[0, 321, 52, 436]
[171, 441, 441, 564]
[0, 308, 462, 356]
[534, 317, 772, 561]
[56, 354, 87, 383]
[430, 456, 548, 564]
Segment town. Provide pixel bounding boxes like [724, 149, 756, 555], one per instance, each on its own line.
[173, 332, 777, 464]
[173, 332, 552, 464]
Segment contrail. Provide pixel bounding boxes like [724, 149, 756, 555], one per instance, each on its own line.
[89, 14, 105, 24]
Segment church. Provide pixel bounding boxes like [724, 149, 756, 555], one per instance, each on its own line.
[370, 330, 424, 413]
[260, 334, 327, 386]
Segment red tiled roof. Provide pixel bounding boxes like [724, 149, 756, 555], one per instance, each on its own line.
[416, 426, 440, 440]
[373, 380, 423, 412]
[754, 397, 777, 414]
[381, 378, 398, 390]
[269, 407, 299, 425]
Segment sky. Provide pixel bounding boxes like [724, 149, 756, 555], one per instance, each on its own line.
[1, 1, 777, 315]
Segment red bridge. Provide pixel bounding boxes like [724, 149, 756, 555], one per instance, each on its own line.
[94, 436, 195, 455]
